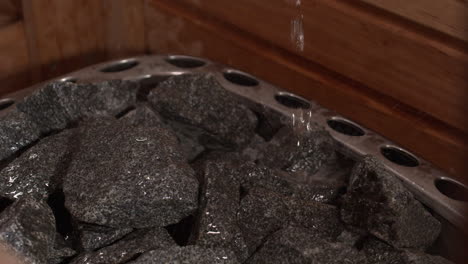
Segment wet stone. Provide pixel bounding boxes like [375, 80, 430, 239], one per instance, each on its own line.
[70, 227, 175, 264]
[129, 246, 239, 264]
[63, 118, 199, 228]
[17, 80, 137, 133]
[0, 129, 76, 200]
[0, 110, 41, 161]
[247, 226, 366, 264]
[0, 198, 74, 264]
[148, 74, 257, 147]
[194, 161, 249, 262]
[78, 223, 133, 251]
[254, 125, 336, 175]
[341, 156, 441, 250]
[213, 158, 344, 205]
[238, 188, 343, 254]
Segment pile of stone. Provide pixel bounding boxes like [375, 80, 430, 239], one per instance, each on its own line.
[0, 74, 451, 263]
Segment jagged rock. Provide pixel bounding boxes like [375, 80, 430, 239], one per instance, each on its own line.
[0, 198, 74, 264]
[0, 129, 76, 200]
[120, 104, 164, 127]
[254, 124, 336, 175]
[0, 110, 41, 161]
[17, 80, 137, 133]
[194, 161, 249, 262]
[70, 228, 174, 264]
[129, 246, 239, 264]
[247, 227, 366, 264]
[166, 120, 206, 162]
[341, 156, 441, 250]
[238, 188, 343, 253]
[64, 118, 198, 228]
[148, 74, 257, 147]
[78, 224, 133, 251]
[362, 237, 454, 264]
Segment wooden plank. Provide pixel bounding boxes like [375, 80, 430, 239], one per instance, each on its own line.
[360, 0, 468, 42]
[21, 0, 146, 82]
[102, 0, 146, 58]
[0, 22, 30, 96]
[0, 0, 21, 27]
[144, 0, 468, 181]
[168, 0, 468, 135]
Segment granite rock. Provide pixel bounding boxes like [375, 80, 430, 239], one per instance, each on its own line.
[0, 198, 74, 264]
[238, 188, 343, 253]
[0, 110, 41, 161]
[78, 223, 133, 251]
[341, 156, 441, 250]
[194, 161, 249, 262]
[17, 80, 137, 133]
[148, 74, 257, 147]
[362, 237, 454, 264]
[120, 104, 165, 127]
[70, 227, 174, 264]
[247, 226, 366, 264]
[64, 119, 198, 228]
[254, 124, 336, 175]
[129, 246, 239, 264]
[0, 129, 76, 200]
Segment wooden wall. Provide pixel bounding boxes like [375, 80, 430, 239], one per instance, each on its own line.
[0, 0, 467, 182]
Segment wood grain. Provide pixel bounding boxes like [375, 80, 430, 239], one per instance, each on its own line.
[360, 0, 468, 42]
[0, 0, 21, 27]
[21, 0, 145, 82]
[171, 0, 468, 135]
[145, 0, 468, 181]
[0, 22, 30, 96]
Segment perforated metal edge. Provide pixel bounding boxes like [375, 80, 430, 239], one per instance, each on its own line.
[1, 55, 466, 230]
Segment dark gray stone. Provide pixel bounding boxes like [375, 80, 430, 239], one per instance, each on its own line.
[166, 120, 206, 162]
[254, 124, 336, 175]
[0, 110, 41, 161]
[0, 198, 74, 264]
[148, 74, 257, 147]
[129, 246, 239, 264]
[238, 188, 343, 253]
[17, 80, 137, 133]
[203, 157, 343, 204]
[194, 161, 249, 262]
[70, 227, 174, 264]
[247, 227, 366, 264]
[0, 129, 76, 200]
[78, 224, 133, 251]
[341, 156, 441, 250]
[121, 104, 164, 127]
[64, 118, 198, 228]
[362, 237, 453, 264]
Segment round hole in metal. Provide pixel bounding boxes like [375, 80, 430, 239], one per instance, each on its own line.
[166, 55, 206, 68]
[223, 70, 259, 86]
[58, 76, 77, 83]
[327, 118, 365, 136]
[0, 98, 15, 111]
[380, 146, 419, 167]
[435, 178, 468, 202]
[100, 60, 139, 73]
[274, 93, 310, 109]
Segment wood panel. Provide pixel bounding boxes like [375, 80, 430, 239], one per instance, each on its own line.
[171, 0, 468, 136]
[145, 0, 468, 181]
[21, 0, 146, 82]
[0, 0, 21, 27]
[360, 0, 468, 42]
[0, 22, 30, 96]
